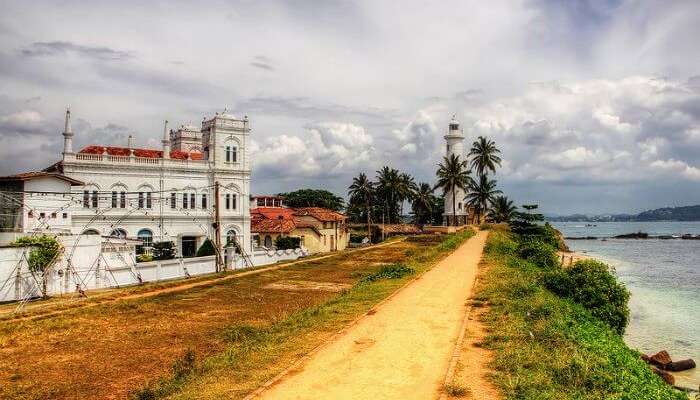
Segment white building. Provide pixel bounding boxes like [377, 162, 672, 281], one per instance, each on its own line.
[5, 108, 252, 257]
[443, 117, 470, 226]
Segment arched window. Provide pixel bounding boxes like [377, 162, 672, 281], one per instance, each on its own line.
[226, 230, 237, 246]
[110, 228, 127, 238]
[264, 235, 273, 248]
[82, 229, 100, 235]
[137, 229, 153, 249]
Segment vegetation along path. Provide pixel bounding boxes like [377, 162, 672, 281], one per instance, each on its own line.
[257, 230, 490, 400]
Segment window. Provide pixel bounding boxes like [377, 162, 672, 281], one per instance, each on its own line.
[110, 229, 127, 238]
[92, 190, 98, 208]
[226, 230, 237, 247]
[40, 212, 46, 219]
[231, 194, 237, 209]
[83, 191, 89, 208]
[146, 192, 152, 209]
[111, 191, 117, 208]
[137, 229, 153, 254]
[225, 146, 231, 162]
[170, 193, 176, 209]
[458, 202, 462, 210]
[231, 146, 237, 162]
[264, 235, 273, 248]
[183, 193, 188, 209]
[190, 193, 195, 209]
[62, 213, 68, 219]
[201, 194, 207, 209]
[138, 192, 144, 209]
[82, 229, 100, 235]
[51, 212, 57, 219]
[120, 192, 126, 208]
[225, 193, 231, 210]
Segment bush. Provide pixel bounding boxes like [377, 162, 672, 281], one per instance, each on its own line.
[361, 264, 414, 283]
[152, 241, 176, 260]
[136, 253, 153, 263]
[518, 240, 559, 269]
[544, 260, 630, 334]
[275, 236, 301, 250]
[349, 234, 366, 244]
[196, 238, 216, 257]
[12, 235, 61, 273]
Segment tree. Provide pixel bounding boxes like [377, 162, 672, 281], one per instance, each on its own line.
[152, 241, 176, 260]
[12, 235, 62, 299]
[375, 166, 402, 224]
[348, 172, 375, 243]
[398, 172, 417, 218]
[487, 195, 517, 223]
[510, 204, 546, 236]
[196, 238, 216, 257]
[275, 236, 301, 250]
[465, 174, 502, 223]
[434, 154, 473, 226]
[278, 189, 344, 211]
[468, 136, 502, 176]
[411, 182, 435, 226]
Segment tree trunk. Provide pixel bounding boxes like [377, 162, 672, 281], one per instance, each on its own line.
[452, 189, 456, 227]
[366, 199, 372, 244]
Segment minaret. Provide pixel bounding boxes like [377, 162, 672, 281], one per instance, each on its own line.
[62, 107, 74, 155]
[162, 120, 170, 159]
[443, 116, 468, 226]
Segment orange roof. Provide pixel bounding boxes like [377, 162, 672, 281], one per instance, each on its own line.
[251, 206, 345, 234]
[294, 207, 346, 222]
[79, 145, 203, 160]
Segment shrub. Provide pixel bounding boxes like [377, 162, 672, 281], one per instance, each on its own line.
[544, 260, 630, 334]
[171, 349, 196, 380]
[12, 235, 61, 273]
[360, 264, 414, 283]
[274, 236, 301, 250]
[152, 241, 176, 260]
[518, 240, 559, 269]
[195, 238, 216, 257]
[136, 253, 153, 263]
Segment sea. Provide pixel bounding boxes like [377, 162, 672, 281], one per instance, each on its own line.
[551, 221, 700, 389]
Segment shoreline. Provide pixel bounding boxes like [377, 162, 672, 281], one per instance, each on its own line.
[560, 239, 699, 393]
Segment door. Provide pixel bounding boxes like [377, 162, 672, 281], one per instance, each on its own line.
[182, 236, 197, 258]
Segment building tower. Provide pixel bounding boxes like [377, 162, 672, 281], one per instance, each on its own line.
[162, 120, 170, 159]
[62, 107, 74, 156]
[443, 116, 468, 226]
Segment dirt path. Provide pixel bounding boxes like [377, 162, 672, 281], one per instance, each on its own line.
[257, 230, 490, 400]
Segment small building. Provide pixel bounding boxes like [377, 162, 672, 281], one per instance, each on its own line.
[250, 196, 348, 254]
[0, 172, 84, 244]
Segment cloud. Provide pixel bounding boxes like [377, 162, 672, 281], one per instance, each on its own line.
[18, 41, 132, 61]
[250, 55, 274, 71]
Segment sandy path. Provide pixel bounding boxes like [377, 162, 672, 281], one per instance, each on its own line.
[258, 230, 489, 400]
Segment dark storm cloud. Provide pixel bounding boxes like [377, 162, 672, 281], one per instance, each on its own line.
[19, 41, 133, 61]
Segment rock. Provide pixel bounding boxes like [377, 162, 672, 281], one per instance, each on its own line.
[666, 359, 696, 372]
[614, 232, 649, 239]
[641, 354, 651, 363]
[649, 350, 673, 368]
[652, 366, 676, 385]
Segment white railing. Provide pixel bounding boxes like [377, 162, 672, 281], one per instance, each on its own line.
[67, 153, 209, 169]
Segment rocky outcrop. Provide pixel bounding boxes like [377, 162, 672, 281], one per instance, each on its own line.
[641, 350, 696, 387]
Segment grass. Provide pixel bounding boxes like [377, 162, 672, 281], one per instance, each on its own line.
[131, 229, 475, 399]
[477, 228, 687, 400]
[444, 383, 471, 397]
[0, 230, 474, 400]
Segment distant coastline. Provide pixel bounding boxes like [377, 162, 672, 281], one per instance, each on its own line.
[547, 204, 700, 222]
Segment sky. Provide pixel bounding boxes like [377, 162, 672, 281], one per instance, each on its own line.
[1, 0, 700, 215]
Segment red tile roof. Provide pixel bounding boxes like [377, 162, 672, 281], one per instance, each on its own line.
[78, 146, 203, 160]
[250, 206, 345, 233]
[294, 207, 346, 222]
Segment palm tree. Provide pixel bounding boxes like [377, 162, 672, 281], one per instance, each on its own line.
[468, 136, 502, 176]
[487, 196, 517, 223]
[411, 182, 434, 227]
[348, 172, 374, 242]
[466, 174, 502, 223]
[434, 154, 473, 226]
[398, 172, 417, 218]
[376, 166, 401, 223]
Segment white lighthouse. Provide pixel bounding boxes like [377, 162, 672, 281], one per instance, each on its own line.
[443, 116, 469, 226]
